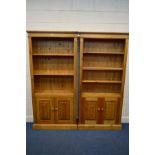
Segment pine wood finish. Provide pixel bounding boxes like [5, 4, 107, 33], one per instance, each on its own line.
[28, 32, 77, 129]
[79, 33, 128, 129]
[28, 31, 128, 130]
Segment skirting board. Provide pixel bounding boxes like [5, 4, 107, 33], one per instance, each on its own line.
[33, 124, 121, 130]
[78, 124, 122, 130]
[33, 124, 77, 130]
[26, 115, 129, 123]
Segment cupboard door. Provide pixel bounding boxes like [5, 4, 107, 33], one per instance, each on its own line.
[36, 98, 54, 124]
[55, 97, 73, 124]
[104, 98, 120, 124]
[81, 97, 105, 124]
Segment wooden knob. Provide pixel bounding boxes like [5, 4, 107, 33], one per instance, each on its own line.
[97, 108, 100, 111]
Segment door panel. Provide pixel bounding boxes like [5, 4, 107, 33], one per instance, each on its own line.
[104, 97, 120, 124]
[36, 98, 54, 124]
[81, 97, 104, 124]
[81, 97, 98, 124]
[55, 97, 73, 123]
[85, 100, 97, 123]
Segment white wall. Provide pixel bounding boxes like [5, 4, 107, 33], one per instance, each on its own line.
[26, 0, 129, 122]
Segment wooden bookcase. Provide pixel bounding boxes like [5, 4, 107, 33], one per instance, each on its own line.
[28, 32, 77, 129]
[28, 32, 128, 130]
[79, 33, 128, 129]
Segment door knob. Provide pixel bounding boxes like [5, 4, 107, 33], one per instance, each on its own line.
[97, 108, 100, 111]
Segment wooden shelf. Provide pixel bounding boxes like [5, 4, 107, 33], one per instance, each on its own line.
[34, 70, 74, 76]
[83, 52, 124, 55]
[32, 53, 74, 56]
[82, 80, 122, 84]
[83, 67, 123, 71]
[82, 92, 121, 98]
[35, 92, 74, 97]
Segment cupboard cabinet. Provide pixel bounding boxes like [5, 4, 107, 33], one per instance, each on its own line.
[80, 97, 120, 125]
[36, 97, 73, 124]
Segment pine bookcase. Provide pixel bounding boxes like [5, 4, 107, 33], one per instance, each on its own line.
[28, 31, 128, 130]
[28, 32, 77, 129]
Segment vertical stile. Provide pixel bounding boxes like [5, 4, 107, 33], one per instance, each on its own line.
[74, 37, 78, 123]
[119, 38, 129, 123]
[80, 37, 84, 123]
[28, 36, 37, 123]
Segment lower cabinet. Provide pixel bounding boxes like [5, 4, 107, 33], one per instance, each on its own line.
[35, 96, 121, 129]
[80, 97, 120, 125]
[36, 97, 73, 124]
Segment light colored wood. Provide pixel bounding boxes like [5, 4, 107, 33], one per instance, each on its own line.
[29, 33, 76, 38]
[80, 38, 84, 123]
[33, 56, 74, 75]
[32, 37, 74, 55]
[34, 76, 73, 94]
[55, 97, 73, 124]
[82, 80, 122, 84]
[84, 52, 124, 55]
[29, 32, 76, 129]
[28, 31, 128, 130]
[73, 37, 78, 123]
[83, 55, 123, 68]
[35, 92, 73, 97]
[28, 36, 37, 123]
[80, 33, 128, 39]
[84, 39, 125, 53]
[80, 33, 128, 128]
[121, 39, 128, 95]
[36, 97, 54, 124]
[32, 53, 74, 56]
[119, 38, 129, 123]
[78, 124, 122, 130]
[33, 70, 74, 76]
[83, 70, 122, 81]
[82, 83, 121, 93]
[33, 124, 77, 130]
[27, 31, 128, 35]
[83, 67, 123, 71]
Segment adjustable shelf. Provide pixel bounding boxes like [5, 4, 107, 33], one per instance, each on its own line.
[82, 92, 121, 98]
[32, 53, 74, 56]
[83, 67, 123, 71]
[82, 80, 122, 84]
[33, 70, 74, 76]
[35, 92, 74, 97]
[83, 52, 124, 55]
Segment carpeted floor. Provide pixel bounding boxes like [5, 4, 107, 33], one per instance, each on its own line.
[26, 123, 129, 155]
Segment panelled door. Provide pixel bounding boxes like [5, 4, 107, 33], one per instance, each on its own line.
[104, 97, 120, 124]
[55, 97, 73, 124]
[36, 98, 54, 124]
[81, 97, 105, 124]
